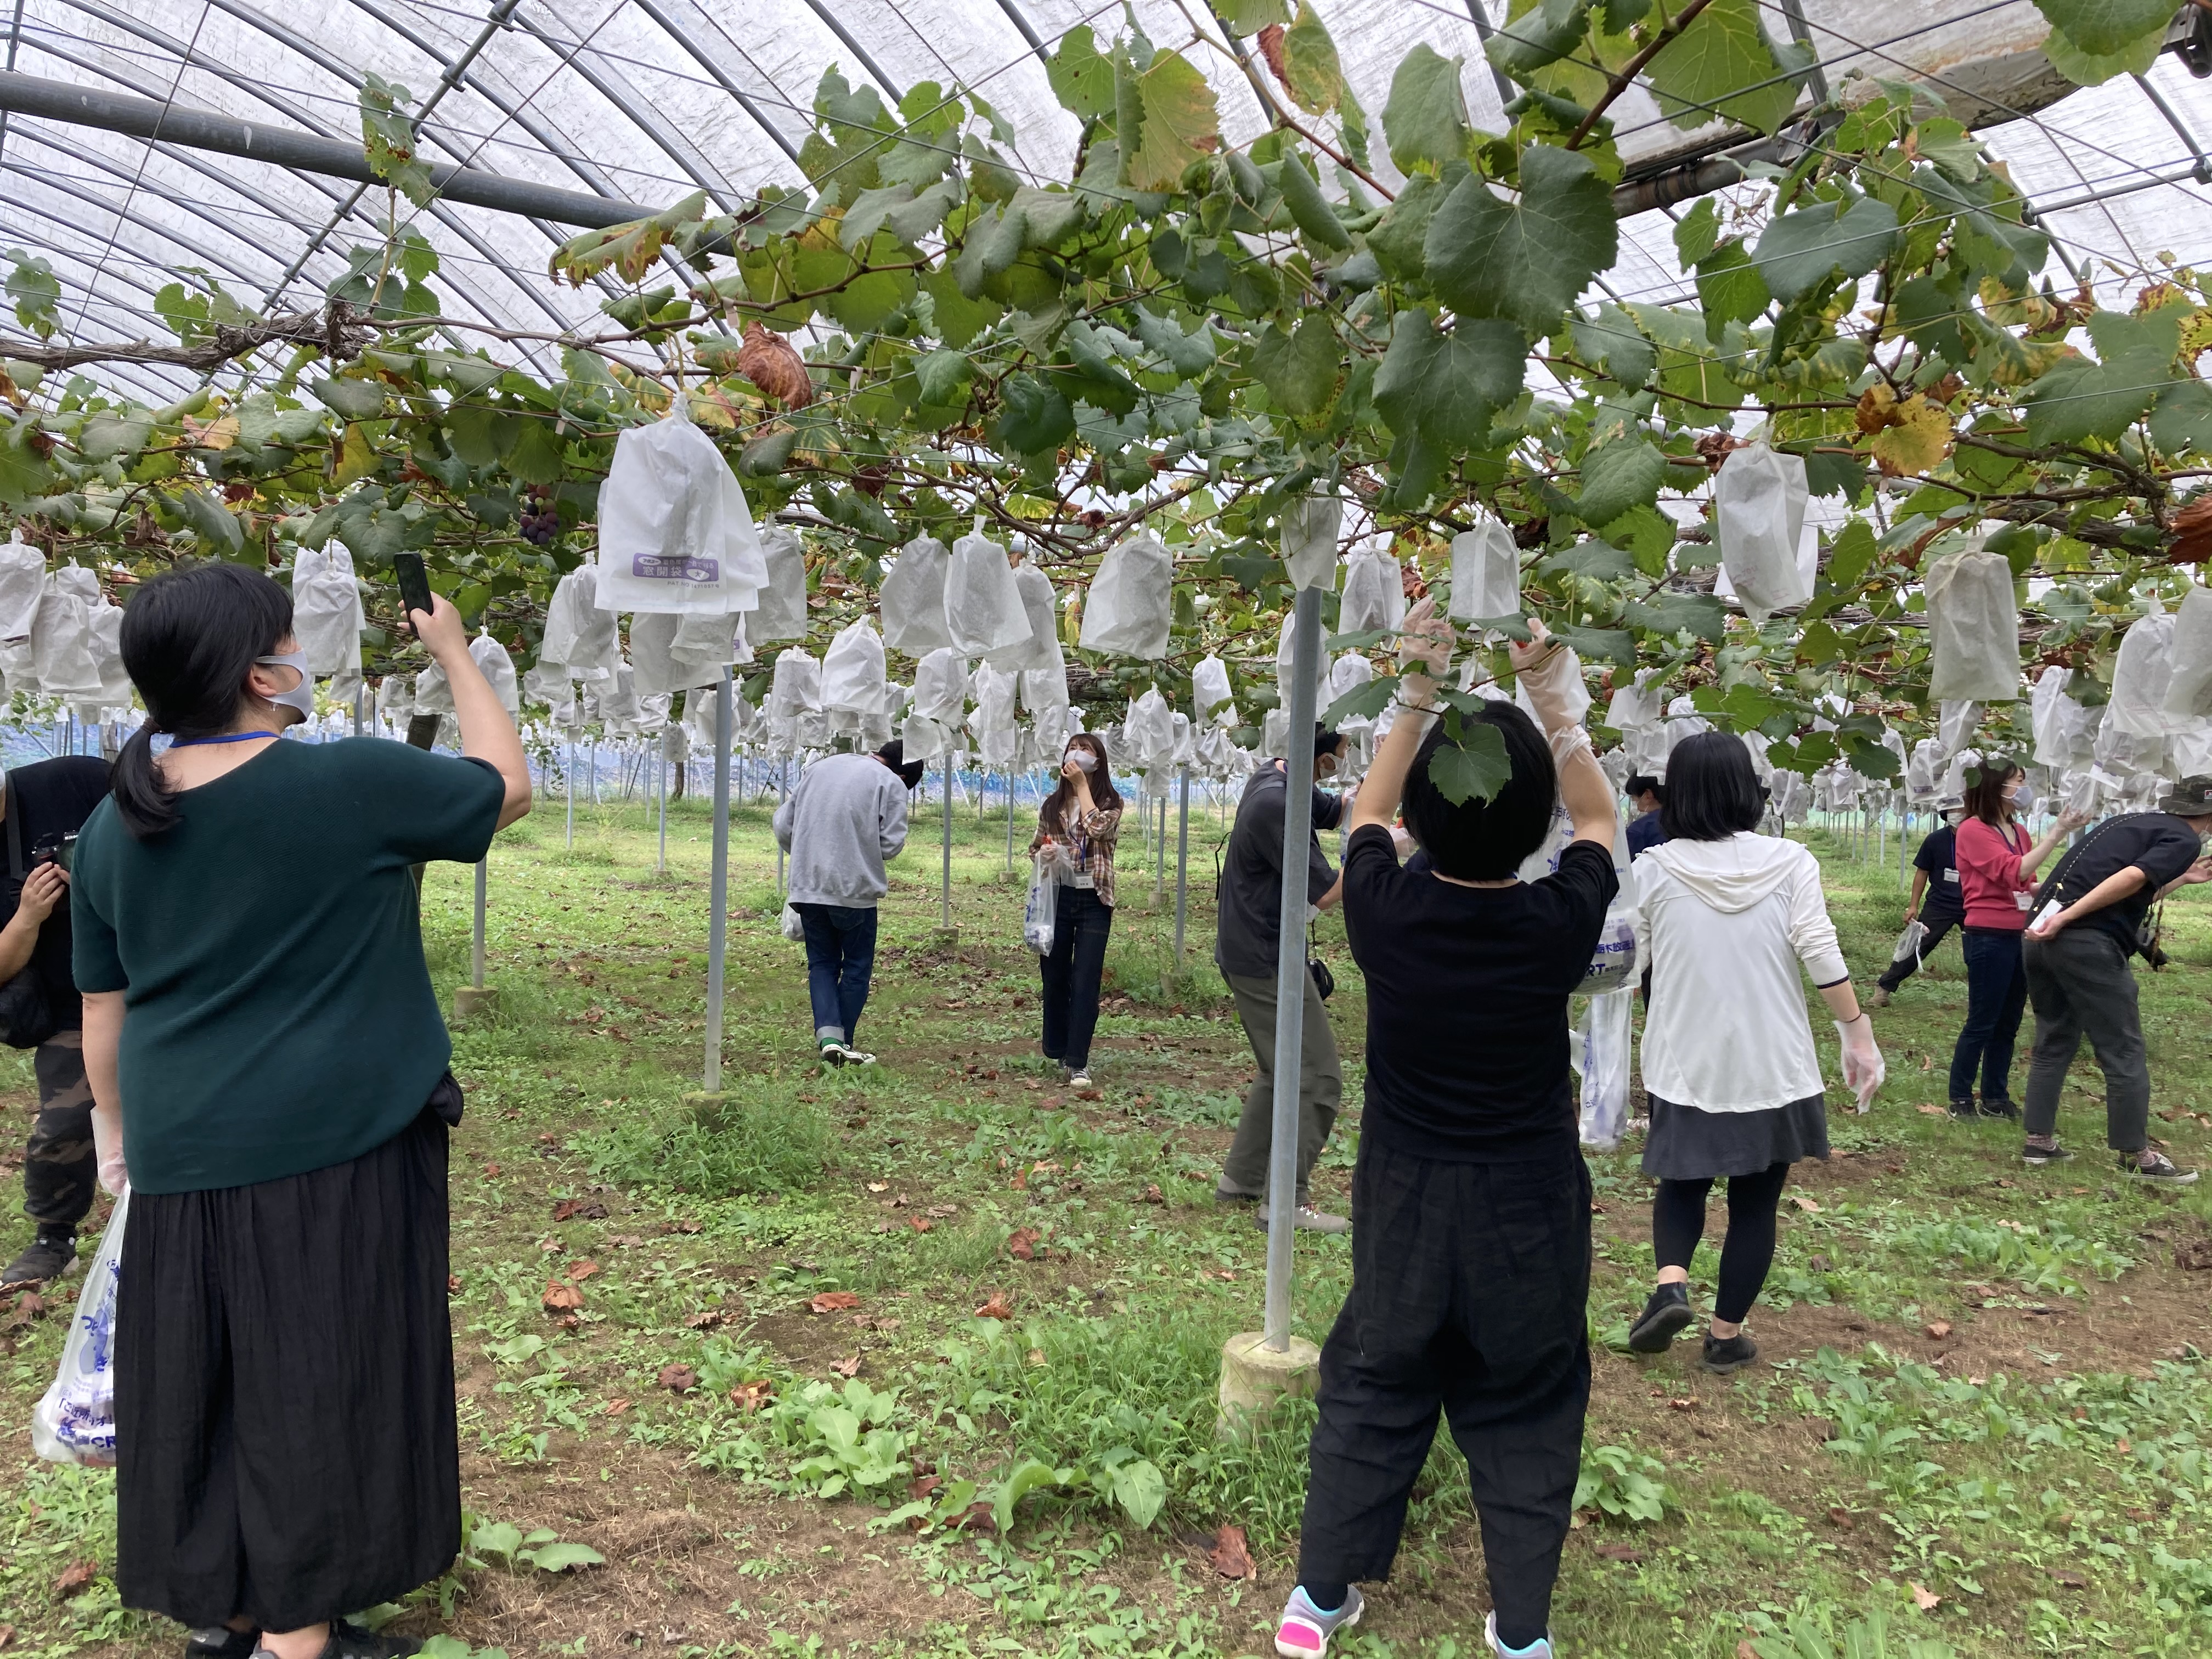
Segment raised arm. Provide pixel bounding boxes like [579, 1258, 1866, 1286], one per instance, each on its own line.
[2018, 808, 2089, 880]
[412, 597, 531, 829]
[1510, 624, 1611, 849]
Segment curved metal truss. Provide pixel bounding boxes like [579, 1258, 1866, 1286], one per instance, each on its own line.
[4, 0, 2212, 396]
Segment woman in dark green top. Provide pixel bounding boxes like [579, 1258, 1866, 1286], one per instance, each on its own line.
[72, 563, 531, 1659]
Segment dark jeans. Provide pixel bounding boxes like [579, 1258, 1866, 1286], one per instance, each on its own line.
[1039, 886, 1111, 1071]
[1876, 912, 1959, 993]
[795, 903, 878, 1046]
[1949, 927, 2028, 1105]
[2023, 929, 2152, 1152]
[1651, 1161, 1790, 1324]
[1299, 1142, 1590, 1649]
[23, 1031, 93, 1230]
[1220, 968, 1342, 1204]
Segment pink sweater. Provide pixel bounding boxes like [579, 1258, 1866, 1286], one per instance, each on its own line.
[1955, 816, 2033, 930]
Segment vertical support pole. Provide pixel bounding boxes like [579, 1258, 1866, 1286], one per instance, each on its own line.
[472, 857, 487, 990]
[1175, 764, 1191, 960]
[941, 757, 954, 932]
[1005, 769, 1015, 873]
[1265, 586, 1323, 1353]
[353, 682, 364, 738]
[1155, 787, 1166, 905]
[565, 736, 574, 849]
[776, 758, 788, 894]
[656, 744, 668, 875]
[704, 670, 733, 1092]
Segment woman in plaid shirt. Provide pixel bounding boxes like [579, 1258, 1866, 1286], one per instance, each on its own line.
[1031, 733, 1123, 1088]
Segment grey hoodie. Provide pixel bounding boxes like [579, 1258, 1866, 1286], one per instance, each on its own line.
[772, 752, 911, 908]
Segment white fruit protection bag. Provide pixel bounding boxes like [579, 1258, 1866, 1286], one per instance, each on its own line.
[879, 535, 953, 656]
[595, 408, 768, 616]
[1079, 533, 1173, 659]
[1713, 443, 1810, 619]
[1924, 544, 2021, 703]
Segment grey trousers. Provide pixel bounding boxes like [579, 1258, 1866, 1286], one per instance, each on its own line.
[2023, 929, 2152, 1152]
[1220, 968, 1342, 1202]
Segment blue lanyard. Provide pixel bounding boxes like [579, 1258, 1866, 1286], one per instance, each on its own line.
[168, 732, 278, 748]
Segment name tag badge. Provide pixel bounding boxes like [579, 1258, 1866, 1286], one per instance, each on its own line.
[2016, 890, 2035, 910]
[1943, 869, 1959, 882]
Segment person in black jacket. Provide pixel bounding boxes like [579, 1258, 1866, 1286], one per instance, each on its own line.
[0, 755, 114, 1290]
[1214, 727, 1348, 1233]
[1869, 801, 1966, 1006]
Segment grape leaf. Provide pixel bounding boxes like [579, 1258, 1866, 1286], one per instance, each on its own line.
[1212, 0, 1291, 31]
[1322, 674, 1398, 729]
[1122, 50, 1222, 191]
[2031, 0, 2177, 58]
[1250, 315, 1344, 419]
[1373, 311, 1525, 451]
[1752, 195, 1899, 306]
[1575, 437, 1667, 525]
[1383, 43, 1470, 176]
[1424, 144, 1618, 334]
[1426, 720, 1514, 804]
[1643, 0, 1803, 137]
[1486, 0, 1592, 79]
[1283, 3, 1346, 113]
[1048, 26, 1118, 117]
[1277, 153, 1351, 250]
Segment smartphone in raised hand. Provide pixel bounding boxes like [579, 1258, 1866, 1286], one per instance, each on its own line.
[392, 552, 435, 631]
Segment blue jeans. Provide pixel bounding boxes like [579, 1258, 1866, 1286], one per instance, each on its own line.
[1039, 886, 1112, 1071]
[796, 903, 878, 1047]
[1949, 927, 2027, 1105]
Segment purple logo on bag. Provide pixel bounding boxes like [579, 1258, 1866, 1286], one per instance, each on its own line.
[631, 554, 719, 584]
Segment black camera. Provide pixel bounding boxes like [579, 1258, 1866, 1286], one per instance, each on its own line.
[30, 831, 77, 873]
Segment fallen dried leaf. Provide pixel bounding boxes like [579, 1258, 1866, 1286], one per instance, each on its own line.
[925, 1204, 958, 1218]
[603, 1397, 631, 1415]
[541, 1280, 584, 1313]
[910, 1474, 943, 1502]
[1736, 1643, 1761, 1659]
[2175, 1239, 2212, 1271]
[1007, 1227, 1041, 1262]
[482, 1161, 501, 1177]
[2052, 1568, 2087, 1589]
[1026, 1347, 1047, 1367]
[1910, 1582, 1942, 1611]
[1925, 1320, 1953, 1340]
[568, 1260, 601, 1283]
[1827, 1505, 1854, 1527]
[731, 1379, 773, 1413]
[1594, 1543, 1646, 1563]
[809, 1290, 861, 1314]
[657, 1364, 698, 1394]
[1916, 1104, 1948, 1116]
[445, 1274, 461, 1294]
[1789, 1193, 1821, 1214]
[1668, 1397, 1697, 1411]
[2118, 1437, 2132, 1454]
[1208, 1523, 1254, 1579]
[1142, 1184, 1165, 1205]
[665, 1218, 703, 1235]
[831, 1353, 862, 1379]
[866, 1181, 889, 1193]
[906, 1215, 933, 1233]
[0, 1621, 16, 1647]
[53, 1560, 95, 1599]
[975, 1291, 1014, 1320]
[552, 1198, 610, 1222]
[684, 1309, 726, 1329]
[951, 1502, 996, 1532]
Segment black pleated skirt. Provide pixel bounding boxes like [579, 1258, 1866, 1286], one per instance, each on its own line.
[115, 1105, 459, 1631]
[1640, 1091, 1830, 1181]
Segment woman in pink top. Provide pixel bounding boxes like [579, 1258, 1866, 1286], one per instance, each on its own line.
[1948, 759, 2084, 1118]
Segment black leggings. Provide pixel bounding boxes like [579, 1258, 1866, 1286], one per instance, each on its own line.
[1650, 1161, 1790, 1325]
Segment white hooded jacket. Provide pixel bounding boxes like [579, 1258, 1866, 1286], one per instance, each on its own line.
[1631, 832, 1848, 1113]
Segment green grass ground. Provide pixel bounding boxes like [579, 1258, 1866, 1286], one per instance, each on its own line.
[5, 786, 2212, 1659]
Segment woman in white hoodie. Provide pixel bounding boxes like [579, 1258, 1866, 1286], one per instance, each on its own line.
[1624, 733, 1883, 1373]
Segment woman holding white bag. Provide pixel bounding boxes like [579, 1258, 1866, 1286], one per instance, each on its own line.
[1029, 733, 1122, 1089]
[1624, 732, 1883, 1374]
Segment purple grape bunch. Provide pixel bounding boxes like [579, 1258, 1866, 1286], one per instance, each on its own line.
[520, 486, 560, 546]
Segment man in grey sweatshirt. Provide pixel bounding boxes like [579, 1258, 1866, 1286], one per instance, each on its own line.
[772, 740, 926, 1063]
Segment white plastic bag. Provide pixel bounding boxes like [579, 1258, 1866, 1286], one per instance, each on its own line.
[821, 620, 887, 715]
[84, 601, 131, 712]
[1079, 534, 1173, 659]
[2166, 584, 2212, 718]
[993, 560, 1064, 673]
[0, 531, 44, 639]
[768, 651, 822, 721]
[1891, 917, 1929, 966]
[291, 545, 365, 676]
[945, 528, 1029, 657]
[595, 409, 767, 616]
[1714, 442, 1810, 619]
[881, 535, 953, 656]
[1281, 494, 1342, 591]
[469, 633, 521, 718]
[780, 904, 805, 943]
[2111, 610, 2185, 739]
[1448, 517, 1520, 624]
[2032, 666, 2080, 766]
[32, 567, 102, 699]
[32, 1189, 127, 1466]
[1023, 853, 1060, 954]
[968, 663, 1018, 737]
[747, 524, 811, 646]
[1193, 654, 1236, 728]
[1125, 687, 1177, 768]
[1328, 651, 1375, 731]
[1925, 544, 2020, 702]
[1605, 668, 1663, 734]
[539, 562, 621, 683]
[1577, 990, 1633, 1152]
[1338, 541, 1407, 636]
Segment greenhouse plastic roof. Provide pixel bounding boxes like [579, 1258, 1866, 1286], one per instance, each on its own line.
[10, 0, 2212, 396]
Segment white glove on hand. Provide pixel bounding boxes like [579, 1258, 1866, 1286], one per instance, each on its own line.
[1835, 1013, 1884, 1114]
[1513, 640, 1585, 736]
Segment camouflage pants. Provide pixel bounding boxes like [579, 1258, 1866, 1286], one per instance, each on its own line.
[23, 1031, 92, 1229]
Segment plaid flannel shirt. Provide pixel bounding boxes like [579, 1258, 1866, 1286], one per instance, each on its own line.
[1033, 803, 1122, 909]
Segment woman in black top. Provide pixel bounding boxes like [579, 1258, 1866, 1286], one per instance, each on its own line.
[1272, 608, 1617, 1659]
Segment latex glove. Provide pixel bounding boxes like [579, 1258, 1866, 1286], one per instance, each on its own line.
[1396, 595, 1452, 681]
[1835, 1013, 1884, 1114]
[1508, 620, 1584, 735]
[91, 1095, 126, 1196]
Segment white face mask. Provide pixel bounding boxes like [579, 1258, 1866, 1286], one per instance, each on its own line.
[2008, 783, 2034, 812]
[254, 650, 316, 724]
[1066, 749, 1097, 774]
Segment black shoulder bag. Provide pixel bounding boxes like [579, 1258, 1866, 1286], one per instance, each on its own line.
[2034, 814, 2163, 962]
[0, 780, 58, 1049]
